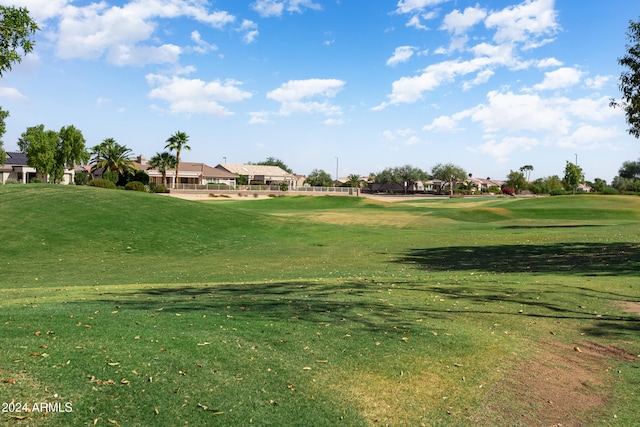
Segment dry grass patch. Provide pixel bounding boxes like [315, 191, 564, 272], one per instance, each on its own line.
[333, 369, 445, 425]
[473, 341, 638, 426]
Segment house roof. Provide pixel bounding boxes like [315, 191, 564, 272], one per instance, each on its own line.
[4, 152, 28, 165]
[216, 164, 295, 178]
[142, 161, 238, 179]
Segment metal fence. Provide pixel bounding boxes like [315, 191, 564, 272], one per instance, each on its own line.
[169, 184, 359, 195]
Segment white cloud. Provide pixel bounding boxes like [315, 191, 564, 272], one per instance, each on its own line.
[424, 115, 460, 132]
[533, 67, 583, 91]
[441, 6, 487, 35]
[395, 0, 450, 15]
[0, 87, 28, 102]
[107, 44, 182, 67]
[375, 55, 506, 109]
[470, 90, 572, 135]
[324, 118, 345, 126]
[386, 46, 416, 66]
[248, 111, 272, 124]
[406, 15, 429, 30]
[267, 79, 345, 116]
[190, 31, 218, 54]
[485, 0, 558, 47]
[239, 20, 259, 44]
[536, 57, 563, 68]
[381, 128, 421, 145]
[557, 125, 621, 149]
[36, 0, 235, 66]
[585, 75, 610, 90]
[146, 74, 252, 117]
[474, 136, 539, 163]
[252, 0, 321, 18]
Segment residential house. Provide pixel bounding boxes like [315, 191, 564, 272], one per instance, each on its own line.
[1, 152, 76, 184]
[215, 164, 297, 188]
[136, 155, 238, 188]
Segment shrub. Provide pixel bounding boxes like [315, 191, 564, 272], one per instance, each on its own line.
[103, 171, 118, 183]
[133, 170, 149, 185]
[154, 184, 167, 193]
[550, 188, 567, 196]
[74, 171, 89, 186]
[88, 179, 116, 189]
[29, 178, 42, 184]
[125, 181, 146, 192]
[4, 178, 20, 184]
[602, 187, 619, 195]
[501, 186, 515, 196]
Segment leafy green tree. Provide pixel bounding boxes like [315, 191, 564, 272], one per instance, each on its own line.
[506, 170, 527, 194]
[519, 164, 534, 181]
[0, 107, 8, 166]
[618, 159, 640, 178]
[148, 151, 177, 186]
[588, 178, 608, 193]
[305, 169, 333, 187]
[55, 125, 89, 183]
[563, 161, 585, 194]
[371, 167, 396, 185]
[90, 138, 136, 179]
[251, 157, 293, 174]
[431, 163, 467, 194]
[611, 18, 640, 138]
[17, 125, 58, 180]
[0, 6, 39, 77]
[529, 175, 564, 194]
[612, 176, 640, 193]
[165, 131, 190, 188]
[394, 164, 429, 193]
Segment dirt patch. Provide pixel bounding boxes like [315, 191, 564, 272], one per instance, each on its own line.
[474, 341, 637, 426]
[619, 300, 640, 314]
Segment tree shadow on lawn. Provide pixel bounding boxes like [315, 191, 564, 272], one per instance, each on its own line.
[91, 279, 639, 339]
[393, 242, 640, 277]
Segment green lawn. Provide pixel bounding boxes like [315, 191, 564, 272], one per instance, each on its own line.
[0, 185, 638, 426]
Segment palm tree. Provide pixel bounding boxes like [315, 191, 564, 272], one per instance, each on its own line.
[90, 138, 135, 178]
[347, 174, 360, 188]
[164, 131, 190, 188]
[519, 165, 534, 182]
[148, 152, 177, 186]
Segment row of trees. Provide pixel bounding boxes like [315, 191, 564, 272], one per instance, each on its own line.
[10, 120, 191, 187]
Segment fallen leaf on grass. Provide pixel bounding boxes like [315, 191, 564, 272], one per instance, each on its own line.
[108, 419, 119, 426]
[302, 367, 312, 371]
[197, 403, 224, 414]
[197, 342, 211, 346]
[10, 416, 30, 420]
[401, 337, 409, 342]
[107, 362, 120, 366]
[574, 346, 582, 352]
[1, 378, 16, 384]
[316, 360, 328, 363]
[35, 331, 42, 336]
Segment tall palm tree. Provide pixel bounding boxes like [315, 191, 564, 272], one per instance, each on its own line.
[164, 131, 190, 188]
[148, 151, 177, 186]
[90, 137, 135, 178]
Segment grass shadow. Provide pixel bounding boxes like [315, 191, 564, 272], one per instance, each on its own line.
[393, 242, 640, 276]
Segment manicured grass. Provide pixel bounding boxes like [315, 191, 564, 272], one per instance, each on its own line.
[0, 186, 638, 426]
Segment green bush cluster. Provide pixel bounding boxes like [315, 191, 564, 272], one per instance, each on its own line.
[125, 181, 146, 192]
[153, 184, 167, 193]
[88, 179, 116, 189]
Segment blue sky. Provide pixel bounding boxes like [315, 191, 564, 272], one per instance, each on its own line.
[2, 0, 640, 182]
